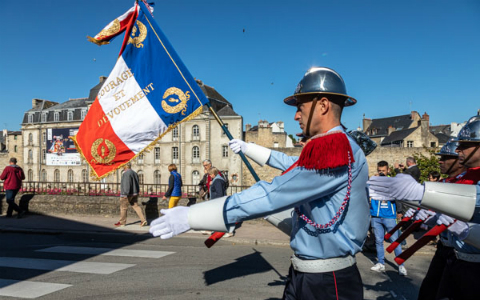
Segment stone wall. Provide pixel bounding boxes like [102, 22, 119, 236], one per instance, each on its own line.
[0, 193, 190, 219]
[241, 146, 436, 183]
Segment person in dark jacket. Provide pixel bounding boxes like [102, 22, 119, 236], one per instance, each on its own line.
[115, 163, 147, 227]
[208, 167, 226, 200]
[163, 164, 183, 208]
[0, 158, 26, 218]
[394, 157, 421, 182]
[198, 159, 212, 200]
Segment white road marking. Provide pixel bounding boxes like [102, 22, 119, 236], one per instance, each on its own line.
[0, 257, 134, 274]
[37, 246, 174, 258]
[0, 279, 71, 299]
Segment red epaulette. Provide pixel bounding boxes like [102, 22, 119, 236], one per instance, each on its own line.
[296, 131, 355, 170]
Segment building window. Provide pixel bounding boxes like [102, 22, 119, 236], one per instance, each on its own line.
[172, 127, 179, 141]
[67, 111, 73, 121]
[41, 113, 47, 123]
[222, 145, 228, 157]
[137, 153, 144, 164]
[222, 123, 228, 136]
[41, 169, 47, 182]
[28, 133, 33, 145]
[42, 149, 46, 163]
[28, 150, 33, 163]
[54, 169, 60, 182]
[172, 147, 179, 163]
[192, 170, 200, 185]
[138, 171, 144, 184]
[192, 125, 200, 140]
[42, 131, 46, 144]
[430, 142, 436, 147]
[192, 146, 200, 163]
[154, 170, 161, 184]
[274, 142, 279, 148]
[407, 141, 413, 148]
[14, 145, 17, 153]
[81, 109, 87, 120]
[54, 112, 59, 122]
[14, 135, 17, 140]
[28, 169, 33, 181]
[28, 114, 33, 123]
[82, 169, 88, 182]
[154, 147, 160, 163]
[67, 170, 74, 182]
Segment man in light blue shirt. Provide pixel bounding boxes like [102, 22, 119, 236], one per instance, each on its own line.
[150, 67, 370, 300]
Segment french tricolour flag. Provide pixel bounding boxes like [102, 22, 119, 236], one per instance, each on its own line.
[73, 1, 209, 180]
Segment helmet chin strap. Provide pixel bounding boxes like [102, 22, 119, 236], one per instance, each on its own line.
[445, 157, 458, 175]
[461, 145, 480, 167]
[304, 98, 318, 138]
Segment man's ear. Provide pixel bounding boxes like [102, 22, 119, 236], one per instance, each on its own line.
[317, 97, 330, 115]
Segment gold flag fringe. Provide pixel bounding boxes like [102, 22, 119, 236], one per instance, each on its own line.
[87, 36, 111, 46]
[71, 106, 204, 181]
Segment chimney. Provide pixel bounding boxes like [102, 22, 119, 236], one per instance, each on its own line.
[99, 76, 107, 83]
[362, 118, 372, 133]
[422, 112, 429, 122]
[245, 124, 251, 131]
[32, 98, 43, 109]
[387, 126, 395, 135]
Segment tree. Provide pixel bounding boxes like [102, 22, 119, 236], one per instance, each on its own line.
[413, 149, 442, 183]
[288, 134, 296, 144]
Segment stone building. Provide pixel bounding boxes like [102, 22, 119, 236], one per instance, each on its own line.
[0, 130, 23, 170]
[363, 111, 438, 148]
[244, 120, 294, 148]
[19, 77, 243, 187]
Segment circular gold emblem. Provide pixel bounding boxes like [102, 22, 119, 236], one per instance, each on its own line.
[161, 87, 191, 115]
[128, 20, 147, 48]
[91, 138, 117, 164]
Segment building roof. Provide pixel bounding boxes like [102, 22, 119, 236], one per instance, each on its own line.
[430, 124, 451, 136]
[366, 114, 414, 137]
[380, 127, 417, 145]
[435, 132, 451, 144]
[196, 79, 238, 116]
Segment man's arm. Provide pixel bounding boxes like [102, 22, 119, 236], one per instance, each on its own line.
[165, 174, 174, 197]
[19, 168, 25, 181]
[0, 168, 7, 181]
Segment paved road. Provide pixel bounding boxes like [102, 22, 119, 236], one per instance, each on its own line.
[0, 229, 432, 300]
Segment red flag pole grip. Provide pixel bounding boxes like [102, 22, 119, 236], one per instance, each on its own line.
[204, 232, 225, 248]
[394, 224, 448, 265]
[386, 219, 424, 253]
[384, 216, 413, 240]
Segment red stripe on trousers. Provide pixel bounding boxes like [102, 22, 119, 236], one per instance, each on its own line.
[333, 271, 339, 300]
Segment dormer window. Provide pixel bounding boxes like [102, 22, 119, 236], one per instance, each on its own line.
[28, 114, 33, 123]
[67, 111, 74, 121]
[54, 112, 59, 122]
[41, 113, 47, 123]
[81, 109, 87, 120]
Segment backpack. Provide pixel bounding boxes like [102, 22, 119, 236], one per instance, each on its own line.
[219, 171, 229, 189]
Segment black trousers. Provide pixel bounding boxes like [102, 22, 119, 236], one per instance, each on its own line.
[282, 264, 363, 300]
[417, 242, 455, 300]
[436, 256, 480, 300]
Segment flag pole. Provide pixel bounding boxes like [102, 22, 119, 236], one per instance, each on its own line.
[206, 103, 260, 182]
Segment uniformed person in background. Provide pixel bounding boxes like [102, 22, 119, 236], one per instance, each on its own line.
[150, 67, 370, 300]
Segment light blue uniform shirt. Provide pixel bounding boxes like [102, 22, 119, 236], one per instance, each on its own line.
[224, 126, 370, 259]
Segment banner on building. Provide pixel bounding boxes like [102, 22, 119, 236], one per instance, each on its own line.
[72, 1, 210, 180]
[46, 128, 81, 166]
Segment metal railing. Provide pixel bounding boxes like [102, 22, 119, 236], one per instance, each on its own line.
[0, 181, 250, 197]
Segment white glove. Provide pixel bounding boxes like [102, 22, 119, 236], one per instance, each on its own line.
[228, 139, 248, 154]
[415, 209, 436, 221]
[149, 207, 190, 239]
[405, 208, 417, 218]
[437, 214, 469, 239]
[367, 174, 425, 201]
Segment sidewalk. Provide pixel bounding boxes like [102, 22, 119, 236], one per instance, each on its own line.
[0, 212, 436, 253]
[0, 212, 291, 247]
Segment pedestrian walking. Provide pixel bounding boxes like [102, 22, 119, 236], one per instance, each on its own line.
[115, 163, 147, 227]
[1, 157, 26, 218]
[163, 164, 183, 208]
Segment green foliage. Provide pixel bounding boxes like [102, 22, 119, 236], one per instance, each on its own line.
[288, 134, 296, 144]
[413, 149, 441, 183]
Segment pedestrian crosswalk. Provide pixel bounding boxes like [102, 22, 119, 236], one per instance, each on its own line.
[0, 246, 174, 299]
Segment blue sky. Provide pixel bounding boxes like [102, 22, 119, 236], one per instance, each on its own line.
[1, 0, 479, 137]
